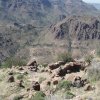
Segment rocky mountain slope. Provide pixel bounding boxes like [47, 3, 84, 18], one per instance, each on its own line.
[0, 0, 97, 25]
[0, 0, 99, 64]
[92, 3, 100, 10]
[36, 15, 100, 62]
[0, 55, 100, 100]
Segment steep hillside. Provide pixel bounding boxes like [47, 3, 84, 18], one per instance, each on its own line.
[36, 15, 100, 62]
[92, 3, 100, 10]
[0, 0, 97, 25]
[0, 0, 99, 64]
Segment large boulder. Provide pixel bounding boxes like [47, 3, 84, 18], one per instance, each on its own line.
[72, 76, 88, 88]
[27, 59, 38, 72]
[48, 61, 65, 70]
[57, 62, 85, 76]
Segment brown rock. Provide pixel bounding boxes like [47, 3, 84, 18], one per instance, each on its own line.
[8, 76, 15, 82]
[27, 59, 37, 66]
[8, 71, 13, 75]
[47, 81, 51, 86]
[32, 81, 40, 91]
[48, 63, 59, 70]
[18, 67, 24, 71]
[17, 80, 25, 88]
[48, 61, 65, 70]
[41, 69, 45, 72]
[52, 77, 61, 85]
[28, 66, 38, 72]
[45, 80, 51, 86]
[52, 80, 58, 85]
[72, 76, 88, 88]
[57, 62, 84, 76]
[84, 84, 94, 91]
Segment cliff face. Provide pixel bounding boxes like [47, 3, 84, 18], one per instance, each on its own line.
[53, 16, 100, 40]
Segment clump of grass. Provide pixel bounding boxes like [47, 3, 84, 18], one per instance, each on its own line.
[1, 57, 26, 68]
[57, 52, 73, 63]
[85, 55, 94, 65]
[13, 95, 23, 100]
[42, 63, 48, 68]
[16, 74, 24, 80]
[65, 91, 75, 99]
[31, 91, 45, 100]
[56, 80, 72, 91]
[97, 49, 100, 57]
[87, 65, 100, 82]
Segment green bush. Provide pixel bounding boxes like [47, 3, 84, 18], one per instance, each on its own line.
[97, 49, 100, 57]
[13, 95, 23, 100]
[1, 57, 26, 68]
[31, 91, 45, 100]
[57, 52, 73, 63]
[56, 80, 72, 91]
[17, 74, 24, 80]
[85, 55, 94, 65]
[65, 92, 75, 99]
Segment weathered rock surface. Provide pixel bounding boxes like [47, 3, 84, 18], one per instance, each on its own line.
[48, 61, 65, 70]
[8, 76, 15, 83]
[84, 84, 94, 91]
[32, 81, 40, 91]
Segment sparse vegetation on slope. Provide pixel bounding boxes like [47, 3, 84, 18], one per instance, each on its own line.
[1, 57, 26, 68]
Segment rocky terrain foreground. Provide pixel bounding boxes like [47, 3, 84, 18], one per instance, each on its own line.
[0, 54, 100, 100]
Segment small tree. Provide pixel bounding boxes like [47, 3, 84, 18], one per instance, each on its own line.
[57, 52, 73, 63]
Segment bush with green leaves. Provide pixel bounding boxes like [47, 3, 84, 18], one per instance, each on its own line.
[57, 52, 73, 63]
[65, 91, 75, 99]
[1, 57, 26, 68]
[96, 49, 100, 57]
[17, 74, 24, 80]
[85, 55, 94, 65]
[31, 91, 46, 100]
[56, 80, 72, 91]
[13, 95, 23, 100]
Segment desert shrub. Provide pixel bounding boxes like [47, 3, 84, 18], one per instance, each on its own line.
[96, 49, 100, 57]
[17, 74, 24, 80]
[65, 91, 75, 99]
[56, 80, 72, 91]
[13, 95, 23, 100]
[87, 63, 100, 82]
[31, 91, 45, 100]
[39, 77, 46, 84]
[57, 52, 73, 63]
[1, 57, 26, 68]
[42, 63, 48, 68]
[85, 55, 94, 65]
